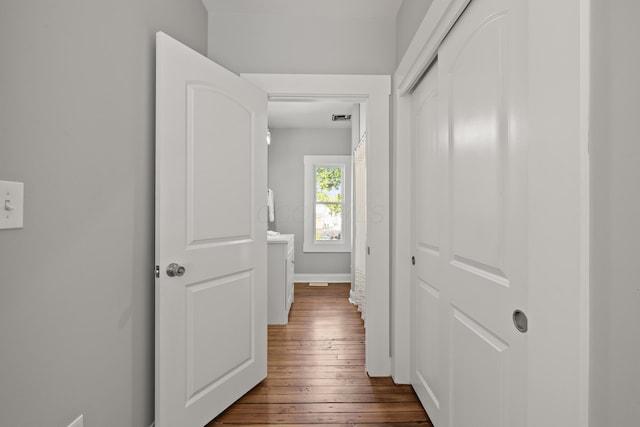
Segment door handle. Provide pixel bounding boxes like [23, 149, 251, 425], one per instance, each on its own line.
[166, 263, 186, 277]
[513, 310, 528, 333]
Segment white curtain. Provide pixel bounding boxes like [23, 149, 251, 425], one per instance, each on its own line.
[352, 135, 367, 320]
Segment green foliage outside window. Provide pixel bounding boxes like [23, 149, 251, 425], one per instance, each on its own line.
[316, 167, 342, 215]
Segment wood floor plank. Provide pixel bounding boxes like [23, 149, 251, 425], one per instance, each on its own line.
[213, 411, 429, 424]
[207, 283, 431, 426]
[246, 384, 416, 395]
[238, 393, 421, 404]
[222, 402, 425, 414]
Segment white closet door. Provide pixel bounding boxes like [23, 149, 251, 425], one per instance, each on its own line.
[411, 0, 528, 426]
[411, 62, 445, 426]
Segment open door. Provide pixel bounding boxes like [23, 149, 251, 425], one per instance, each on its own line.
[155, 32, 267, 427]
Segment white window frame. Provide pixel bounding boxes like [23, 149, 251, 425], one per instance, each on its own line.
[303, 155, 352, 253]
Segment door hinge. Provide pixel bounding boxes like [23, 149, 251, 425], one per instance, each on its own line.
[411, 256, 416, 265]
[367, 246, 371, 255]
[155, 265, 160, 278]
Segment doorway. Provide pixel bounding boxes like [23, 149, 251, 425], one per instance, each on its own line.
[243, 73, 392, 376]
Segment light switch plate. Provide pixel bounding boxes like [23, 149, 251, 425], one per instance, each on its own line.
[0, 180, 24, 229]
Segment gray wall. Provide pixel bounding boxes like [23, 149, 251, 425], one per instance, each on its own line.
[268, 128, 351, 275]
[0, 1, 207, 426]
[590, 1, 640, 425]
[206, 9, 396, 75]
[395, 0, 432, 66]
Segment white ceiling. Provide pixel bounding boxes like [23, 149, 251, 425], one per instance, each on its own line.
[203, 0, 403, 19]
[268, 101, 354, 129]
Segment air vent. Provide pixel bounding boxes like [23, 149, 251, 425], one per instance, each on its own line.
[331, 114, 352, 122]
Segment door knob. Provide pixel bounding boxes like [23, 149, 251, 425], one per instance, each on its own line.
[166, 263, 186, 277]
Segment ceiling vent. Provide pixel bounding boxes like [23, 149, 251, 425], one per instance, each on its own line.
[331, 114, 352, 122]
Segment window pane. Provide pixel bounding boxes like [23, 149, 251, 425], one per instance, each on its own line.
[315, 203, 342, 241]
[315, 166, 342, 203]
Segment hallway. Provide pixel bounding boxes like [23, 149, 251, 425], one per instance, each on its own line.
[208, 283, 431, 426]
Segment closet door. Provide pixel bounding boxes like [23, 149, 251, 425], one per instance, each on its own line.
[441, 0, 528, 425]
[411, 63, 445, 427]
[411, 0, 529, 426]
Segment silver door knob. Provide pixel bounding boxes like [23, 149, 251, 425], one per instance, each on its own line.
[166, 263, 186, 277]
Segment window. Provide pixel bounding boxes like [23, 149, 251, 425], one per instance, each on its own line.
[303, 155, 352, 252]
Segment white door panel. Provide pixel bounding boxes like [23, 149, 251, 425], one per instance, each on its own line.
[411, 64, 444, 426]
[442, 0, 527, 425]
[411, 0, 527, 426]
[155, 32, 267, 427]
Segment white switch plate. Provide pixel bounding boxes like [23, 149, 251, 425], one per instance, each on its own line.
[68, 414, 83, 427]
[0, 180, 24, 229]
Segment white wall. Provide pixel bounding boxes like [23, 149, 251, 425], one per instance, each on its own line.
[205, 7, 397, 75]
[590, 1, 640, 425]
[0, 1, 207, 426]
[268, 128, 352, 276]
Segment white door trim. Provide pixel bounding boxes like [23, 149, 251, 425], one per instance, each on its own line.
[392, 1, 590, 425]
[242, 73, 392, 376]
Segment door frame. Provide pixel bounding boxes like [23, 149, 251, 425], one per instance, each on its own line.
[242, 73, 391, 376]
[392, 0, 590, 425]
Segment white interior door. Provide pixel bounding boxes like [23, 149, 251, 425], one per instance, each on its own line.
[411, 63, 444, 426]
[411, 0, 528, 425]
[155, 32, 267, 427]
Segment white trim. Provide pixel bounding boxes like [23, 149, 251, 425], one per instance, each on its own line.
[242, 73, 391, 376]
[391, 90, 412, 384]
[578, 2, 591, 425]
[303, 155, 352, 253]
[350, 105, 361, 293]
[395, 0, 471, 96]
[294, 273, 352, 284]
[527, 1, 591, 425]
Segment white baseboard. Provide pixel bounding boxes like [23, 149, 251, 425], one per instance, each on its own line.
[294, 273, 351, 284]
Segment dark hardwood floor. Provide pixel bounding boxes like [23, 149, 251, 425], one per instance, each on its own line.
[208, 283, 432, 426]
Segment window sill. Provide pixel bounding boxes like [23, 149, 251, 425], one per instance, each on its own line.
[303, 241, 351, 253]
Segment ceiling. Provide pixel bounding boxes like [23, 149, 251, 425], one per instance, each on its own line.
[203, 0, 403, 19]
[268, 101, 354, 129]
